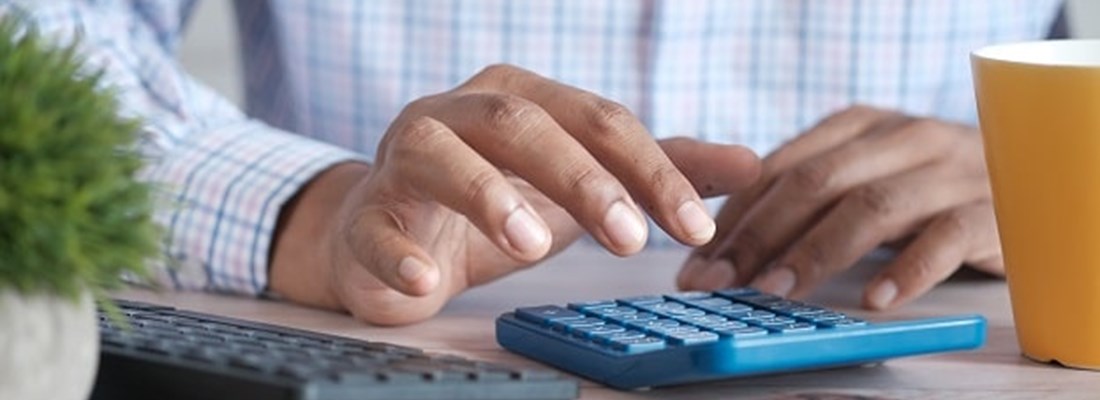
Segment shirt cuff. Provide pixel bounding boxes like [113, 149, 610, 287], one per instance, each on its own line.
[143, 120, 367, 295]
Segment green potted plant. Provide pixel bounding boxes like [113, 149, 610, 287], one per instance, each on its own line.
[0, 18, 160, 400]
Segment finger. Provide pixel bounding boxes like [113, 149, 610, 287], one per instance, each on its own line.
[862, 202, 998, 309]
[750, 165, 989, 298]
[715, 117, 960, 288]
[687, 106, 900, 261]
[382, 116, 551, 261]
[343, 204, 442, 298]
[466, 65, 716, 246]
[658, 137, 762, 197]
[428, 92, 648, 255]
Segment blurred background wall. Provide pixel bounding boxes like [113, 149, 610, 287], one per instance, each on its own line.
[179, 0, 1100, 107]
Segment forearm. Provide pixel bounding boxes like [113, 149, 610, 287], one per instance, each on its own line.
[270, 162, 372, 310]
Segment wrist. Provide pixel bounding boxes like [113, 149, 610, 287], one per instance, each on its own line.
[270, 162, 371, 309]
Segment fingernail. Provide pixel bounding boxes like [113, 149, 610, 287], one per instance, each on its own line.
[692, 259, 737, 290]
[677, 201, 715, 243]
[867, 279, 898, 309]
[752, 267, 796, 297]
[397, 256, 429, 285]
[504, 206, 550, 254]
[603, 200, 647, 250]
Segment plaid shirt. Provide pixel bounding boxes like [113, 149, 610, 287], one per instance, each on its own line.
[0, 0, 1063, 295]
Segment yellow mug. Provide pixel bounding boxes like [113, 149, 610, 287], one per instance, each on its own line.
[972, 40, 1100, 370]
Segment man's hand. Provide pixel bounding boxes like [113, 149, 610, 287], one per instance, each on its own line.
[678, 105, 1002, 310]
[270, 65, 761, 325]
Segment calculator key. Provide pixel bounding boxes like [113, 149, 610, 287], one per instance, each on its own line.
[737, 293, 786, 306]
[570, 324, 626, 339]
[665, 291, 712, 301]
[600, 330, 647, 344]
[610, 337, 666, 353]
[725, 327, 769, 338]
[662, 308, 707, 318]
[515, 306, 584, 326]
[806, 312, 847, 322]
[629, 319, 680, 329]
[777, 323, 817, 333]
[739, 311, 777, 321]
[684, 297, 733, 309]
[712, 304, 754, 316]
[642, 302, 687, 312]
[820, 318, 867, 328]
[608, 312, 658, 324]
[648, 326, 700, 337]
[704, 321, 750, 332]
[682, 315, 728, 327]
[586, 306, 638, 317]
[567, 300, 617, 311]
[616, 295, 665, 306]
[665, 331, 720, 346]
[785, 306, 827, 316]
[715, 287, 761, 298]
[550, 318, 605, 332]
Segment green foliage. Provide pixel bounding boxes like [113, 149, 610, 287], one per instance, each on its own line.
[0, 18, 160, 300]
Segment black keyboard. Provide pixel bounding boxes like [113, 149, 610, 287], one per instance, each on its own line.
[91, 300, 578, 400]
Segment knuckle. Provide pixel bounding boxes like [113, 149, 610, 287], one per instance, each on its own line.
[468, 63, 528, 90]
[564, 166, 617, 199]
[787, 242, 830, 282]
[903, 252, 939, 282]
[477, 94, 537, 131]
[851, 184, 901, 218]
[584, 98, 636, 138]
[388, 117, 446, 158]
[938, 210, 971, 240]
[900, 117, 943, 135]
[479, 63, 518, 78]
[462, 168, 503, 209]
[785, 161, 836, 198]
[835, 104, 883, 122]
[648, 164, 685, 197]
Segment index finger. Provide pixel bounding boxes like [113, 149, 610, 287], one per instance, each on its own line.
[468, 65, 720, 246]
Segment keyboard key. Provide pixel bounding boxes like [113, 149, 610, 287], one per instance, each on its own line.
[647, 326, 700, 337]
[516, 306, 585, 326]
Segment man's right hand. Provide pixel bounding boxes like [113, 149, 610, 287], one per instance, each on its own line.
[269, 65, 761, 325]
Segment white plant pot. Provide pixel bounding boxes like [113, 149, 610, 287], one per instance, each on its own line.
[0, 290, 99, 400]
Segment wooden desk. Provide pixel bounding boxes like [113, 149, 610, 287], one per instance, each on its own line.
[119, 248, 1100, 399]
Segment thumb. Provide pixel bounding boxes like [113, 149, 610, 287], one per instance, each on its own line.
[659, 137, 762, 198]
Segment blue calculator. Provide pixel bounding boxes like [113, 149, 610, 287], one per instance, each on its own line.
[496, 288, 985, 389]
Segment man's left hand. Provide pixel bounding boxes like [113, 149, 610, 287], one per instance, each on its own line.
[677, 105, 1003, 309]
